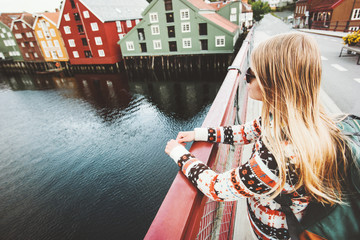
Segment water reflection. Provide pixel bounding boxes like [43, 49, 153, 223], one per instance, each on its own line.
[1, 71, 222, 121]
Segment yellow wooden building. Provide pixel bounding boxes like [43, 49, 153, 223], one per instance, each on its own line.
[33, 12, 69, 62]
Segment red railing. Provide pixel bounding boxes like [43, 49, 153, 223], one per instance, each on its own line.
[145, 27, 254, 240]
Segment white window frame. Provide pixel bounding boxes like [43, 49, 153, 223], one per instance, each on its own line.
[34, 52, 38, 58]
[73, 51, 79, 58]
[14, 24, 18, 30]
[68, 39, 76, 47]
[118, 34, 125, 39]
[231, 8, 237, 14]
[22, 23, 27, 28]
[64, 14, 70, 21]
[151, 25, 160, 35]
[50, 29, 56, 37]
[64, 26, 71, 34]
[15, 33, 22, 39]
[57, 50, 63, 58]
[7, 32, 12, 38]
[37, 30, 43, 38]
[126, 20, 132, 28]
[180, 9, 190, 20]
[126, 41, 134, 51]
[25, 53, 29, 58]
[47, 40, 53, 47]
[352, 8, 360, 20]
[116, 21, 122, 32]
[21, 42, 25, 47]
[230, 13, 237, 22]
[41, 41, 47, 48]
[181, 22, 191, 33]
[83, 11, 90, 18]
[98, 49, 105, 57]
[215, 36, 225, 47]
[95, 37, 103, 45]
[149, 12, 158, 23]
[91, 22, 99, 31]
[29, 42, 34, 47]
[26, 32, 33, 38]
[54, 40, 60, 47]
[182, 38, 191, 48]
[153, 40, 162, 50]
[45, 51, 50, 58]
[0, 33, 4, 38]
[135, 19, 140, 25]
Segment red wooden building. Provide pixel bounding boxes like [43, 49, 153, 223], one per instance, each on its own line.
[6, 13, 45, 62]
[58, 0, 148, 66]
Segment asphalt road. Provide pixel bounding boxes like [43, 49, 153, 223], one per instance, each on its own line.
[254, 14, 360, 115]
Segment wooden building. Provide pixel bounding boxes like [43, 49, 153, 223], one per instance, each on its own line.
[0, 14, 23, 61]
[9, 13, 45, 62]
[33, 12, 69, 62]
[119, 0, 240, 57]
[294, 0, 309, 28]
[213, 0, 253, 28]
[58, 0, 148, 66]
[308, 0, 360, 32]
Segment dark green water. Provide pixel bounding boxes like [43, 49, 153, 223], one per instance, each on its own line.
[0, 70, 223, 239]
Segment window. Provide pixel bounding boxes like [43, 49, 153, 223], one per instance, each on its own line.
[81, 38, 88, 46]
[149, 13, 158, 23]
[151, 25, 160, 35]
[83, 11, 90, 18]
[34, 52, 38, 58]
[54, 40, 60, 47]
[74, 13, 81, 21]
[135, 19, 140, 25]
[95, 37, 102, 45]
[167, 26, 175, 38]
[50, 51, 58, 59]
[126, 20, 132, 28]
[47, 40, 53, 47]
[180, 9, 190, 20]
[126, 41, 134, 51]
[98, 49, 105, 57]
[68, 39, 76, 47]
[116, 21, 122, 32]
[181, 22, 190, 33]
[21, 42, 25, 47]
[165, 0, 173, 11]
[37, 30, 43, 38]
[153, 40, 162, 50]
[7, 32, 12, 38]
[22, 23, 27, 28]
[50, 29, 56, 37]
[91, 22, 99, 31]
[77, 25, 84, 34]
[15, 33, 22, 39]
[64, 14, 70, 21]
[166, 13, 174, 23]
[230, 14, 237, 22]
[26, 32, 33, 38]
[169, 41, 177, 52]
[41, 41, 47, 48]
[182, 38, 191, 48]
[64, 26, 71, 34]
[1, 29, 5, 33]
[29, 42, 34, 47]
[200, 39, 208, 50]
[137, 28, 145, 41]
[199, 23, 207, 35]
[14, 25, 18, 30]
[119, 34, 125, 39]
[231, 8, 237, 14]
[0, 33, 4, 38]
[84, 50, 92, 58]
[57, 50, 63, 58]
[140, 43, 147, 53]
[215, 36, 225, 47]
[73, 51, 79, 58]
[25, 53, 29, 58]
[70, 0, 76, 9]
[352, 8, 360, 20]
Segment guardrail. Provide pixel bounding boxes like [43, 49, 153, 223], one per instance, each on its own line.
[145, 27, 255, 240]
[311, 20, 360, 32]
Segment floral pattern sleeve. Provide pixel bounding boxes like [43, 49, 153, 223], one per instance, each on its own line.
[194, 117, 262, 145]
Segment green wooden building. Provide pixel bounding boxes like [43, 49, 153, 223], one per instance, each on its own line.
[118, 0, 240, 57]
[214, 0, 253, 28]
[0, 16, 23, 61]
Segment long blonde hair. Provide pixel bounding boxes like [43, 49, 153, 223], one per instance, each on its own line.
[251, 33, 348, 204]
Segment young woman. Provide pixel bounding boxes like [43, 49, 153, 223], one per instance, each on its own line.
[165, 33, 350, 240]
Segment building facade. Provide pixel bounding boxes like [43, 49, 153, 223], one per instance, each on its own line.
[309, 0, 360, 32]
[119, 0, 240, 57]
[10, 13, 45, 62]
[0, 15, 23, 61]
[34, 12, 69, 62]
[294, 0, 309, 28]
[58, 0, 148, 65]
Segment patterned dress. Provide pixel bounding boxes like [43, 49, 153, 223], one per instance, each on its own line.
[169, 117, 310, 240]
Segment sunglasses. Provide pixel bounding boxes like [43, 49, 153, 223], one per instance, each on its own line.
[245, 67, 256, 83]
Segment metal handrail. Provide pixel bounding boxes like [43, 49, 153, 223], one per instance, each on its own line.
[145, 27, 255, 240]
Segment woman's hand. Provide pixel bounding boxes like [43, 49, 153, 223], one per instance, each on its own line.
[176, 131, 195, 143]
[165, 139, 184, 155]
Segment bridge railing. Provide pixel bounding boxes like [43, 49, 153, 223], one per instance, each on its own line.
[145, 27, 255, 240]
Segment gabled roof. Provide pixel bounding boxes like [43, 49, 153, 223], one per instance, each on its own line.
[309, 0, 344, 12]
[42, 12, 60, 26]
[187, 0, 216, 10]
[241, 2, 252, 13]
[22, 13, 36, 27]
[79, 0, 148, 22]
[0, 13, 22, 28]
[200, 13, 239, 33]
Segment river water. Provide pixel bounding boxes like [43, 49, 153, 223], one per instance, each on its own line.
[0, 70, 224, 239]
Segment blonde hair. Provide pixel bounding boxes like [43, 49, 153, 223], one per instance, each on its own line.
[251, 33, 348, 204]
